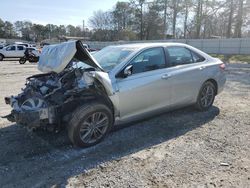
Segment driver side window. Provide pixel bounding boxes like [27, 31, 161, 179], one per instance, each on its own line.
[130, 47, 166, 74]
[6, 46, 16, 51]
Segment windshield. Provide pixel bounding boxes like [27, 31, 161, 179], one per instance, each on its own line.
[72, 46, 136, 71]
[92, 46, 135, 71]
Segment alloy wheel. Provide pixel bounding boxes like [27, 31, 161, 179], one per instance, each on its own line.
[79, 112, 109, 144]
[21, 98, 46, 111]
[200, 84, 214, 108]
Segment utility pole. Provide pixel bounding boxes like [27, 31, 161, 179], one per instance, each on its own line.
[82, 20, 85, 38]
[48, 24, 51, 40]
[234, 0, 244, 38]
[163, 0, 168, 39]
[140, 1, 143, 40]
[226, 0, 234, 38]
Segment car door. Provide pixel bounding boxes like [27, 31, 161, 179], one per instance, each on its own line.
[4, 45, 16, 57]
[116, 47, 172, 120]
[164, 46, 207, 105]
[16, 45, 25, 57]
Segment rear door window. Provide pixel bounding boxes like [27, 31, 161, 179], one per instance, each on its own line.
[191, 51, 206, 62]
[17, 46, 24, 51]
[165, 46, 193, 66]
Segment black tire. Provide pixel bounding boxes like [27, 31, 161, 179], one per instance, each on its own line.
[0, 54, 4, 61]
[68, 102, 113, 147]
[195, 81, 216, 111]
[19, 57, 26, 64]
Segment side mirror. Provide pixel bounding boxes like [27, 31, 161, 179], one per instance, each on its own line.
[123, 65, 133, 77]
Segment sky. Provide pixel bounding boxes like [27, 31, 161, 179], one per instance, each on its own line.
[0, 0, 125, 27]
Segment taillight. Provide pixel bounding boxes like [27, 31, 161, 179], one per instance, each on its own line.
[219, 63, 226, 70]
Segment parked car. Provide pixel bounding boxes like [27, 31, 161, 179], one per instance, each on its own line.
[30, 43, 37, 48]
[0, 44, 26, 61]
[14, 42, 32, 48]
[19, 47, 40, 64]
[3, 41, 226, 147]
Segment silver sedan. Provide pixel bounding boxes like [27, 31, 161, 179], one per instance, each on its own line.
[96, 43, 226, 119]
[76, 43, 226, 147]
[4, 41, 226, 147]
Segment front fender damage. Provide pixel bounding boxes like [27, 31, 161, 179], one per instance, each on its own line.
[3, 40, 116, 132]
[3, 69, 114, 132]
[90, 71, 114, 96]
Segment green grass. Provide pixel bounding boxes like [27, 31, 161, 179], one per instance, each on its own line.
[210, 54, 250, 63]
[230, 55, 250, 63]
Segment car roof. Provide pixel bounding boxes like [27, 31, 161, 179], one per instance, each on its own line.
[109, 42, 189, 49]
[107, 42, 213, 61]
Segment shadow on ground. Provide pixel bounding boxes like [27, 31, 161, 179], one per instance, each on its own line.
[2, 59, 20, 61]
[0, 106, 220, 187]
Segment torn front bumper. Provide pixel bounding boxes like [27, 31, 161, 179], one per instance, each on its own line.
[4, 97, 57, 129]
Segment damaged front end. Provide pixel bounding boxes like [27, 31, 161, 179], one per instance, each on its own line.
[3, 40, 113, 131]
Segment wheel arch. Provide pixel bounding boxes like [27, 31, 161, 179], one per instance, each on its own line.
[61, 92, 115, 125]
[93, 79, 115, 115]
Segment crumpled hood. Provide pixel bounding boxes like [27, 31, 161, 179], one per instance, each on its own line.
[38, 40, 104, 73]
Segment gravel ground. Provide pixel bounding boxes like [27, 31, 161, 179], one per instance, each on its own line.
[0, 60, 249, 188]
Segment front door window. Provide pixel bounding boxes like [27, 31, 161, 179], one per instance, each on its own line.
[130, 47, 166, 74]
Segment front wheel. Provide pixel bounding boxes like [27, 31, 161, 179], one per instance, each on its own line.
[19, 57, 26, 64]
[0, 54, 4, 61]
[195, 81, 216, 111]
[67, 102, 113, 147]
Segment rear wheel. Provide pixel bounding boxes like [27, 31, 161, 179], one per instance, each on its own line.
[68, 102, 113, 147]
[0, 54, 4, 61]
[195, 81, 216, 111]
[19, 57, 26, 64]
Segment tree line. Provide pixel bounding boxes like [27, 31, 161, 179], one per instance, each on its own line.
[0, 0, 249, 42]
[89, 0, 250, 40]
[0, 19, 90, 42]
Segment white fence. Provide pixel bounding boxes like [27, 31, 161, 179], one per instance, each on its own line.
[86, 38, 250, 55]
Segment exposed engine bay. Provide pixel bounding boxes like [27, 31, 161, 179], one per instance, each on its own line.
[3, 41, 113, 131]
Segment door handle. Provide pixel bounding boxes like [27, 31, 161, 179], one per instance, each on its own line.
[199, 66, 206, 70]
[161, 74, 171, 79]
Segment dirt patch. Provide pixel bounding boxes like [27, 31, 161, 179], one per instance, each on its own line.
[0, 61, 249, 187]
